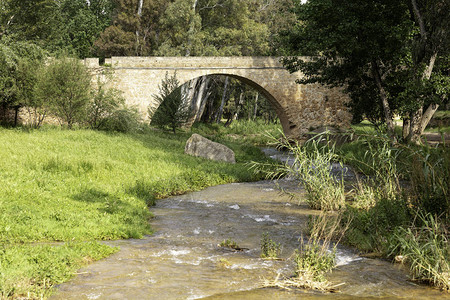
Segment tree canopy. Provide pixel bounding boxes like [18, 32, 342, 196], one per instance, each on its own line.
[282, 0, 449, 142]
[0, 0, 293, 58]
[1, 0, 447, 141]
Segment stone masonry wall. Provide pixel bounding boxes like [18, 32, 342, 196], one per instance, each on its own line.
[86, 57, 352, 138]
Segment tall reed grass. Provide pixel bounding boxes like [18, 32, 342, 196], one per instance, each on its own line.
[274, 133, 345, 211]
[336, 132, 449, 291]
[390, 213, 449, 290]
[259, 129, 449, 291]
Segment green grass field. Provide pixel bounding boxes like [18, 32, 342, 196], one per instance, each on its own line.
[0, 125, 274, 298]
[191, 119, 283, 145]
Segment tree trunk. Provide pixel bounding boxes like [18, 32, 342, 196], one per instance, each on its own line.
[181, 77, 198, 105]
[13, 106, 19, 127]
[138, 0, 144, 16]
[215, 77, 229, 124]
[420, 103, 439, 132]
[206, 95, 216, 123]
[233, 92, 244, 121]
[185, 0, 198, 56]
[180, 77, 198, 128]
[406, 1, 439, 144]
[191, 76, 206, 118]
[409, 107, 423, 144]
[402, 114, 410, 141]
[224, 112, 233, 127]
[135, 0, 144, 55]
[408, 52, 439, 144]
[408, 103, 439, 144]
[185, 76, 209, 127]
[196, 77, 211, 122]
[371, 60, 395, 139]
[253, 92, 259, 120]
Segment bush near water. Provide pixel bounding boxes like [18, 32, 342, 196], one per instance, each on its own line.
[276, 129, 450, 291]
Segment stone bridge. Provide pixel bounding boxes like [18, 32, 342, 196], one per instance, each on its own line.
[85, 56, 351, 138]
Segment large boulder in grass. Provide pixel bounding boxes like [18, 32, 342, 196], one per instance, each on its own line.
[185, 134, 236, 163]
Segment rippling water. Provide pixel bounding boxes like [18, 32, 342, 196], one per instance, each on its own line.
[51, 180, 448, 300]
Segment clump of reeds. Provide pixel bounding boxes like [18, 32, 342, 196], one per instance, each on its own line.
[254, 132, 346, 211]
[390, 213, 449, 291]
[260, 232, 282, 259]
[262, 212, 348, 292]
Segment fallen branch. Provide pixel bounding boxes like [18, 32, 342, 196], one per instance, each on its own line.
[261, 273, 344, 293]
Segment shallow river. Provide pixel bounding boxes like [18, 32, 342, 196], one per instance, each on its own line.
[51, 180, 448, 300]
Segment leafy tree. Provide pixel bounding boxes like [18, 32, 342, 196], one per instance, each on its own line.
[156, 0, 203, 56]
[1, 0, 113, 57]
[0, 41, 19, 124]
[282, 0, 449, 143]
[2, 0, 65, 52]
[401, 0, 449, 143]
[257, 0, 297, 56]
[59, 0, 114, 58]
[94, 0, 166, 57]
[199, 0, 270, 56]
[0, 39, 46, 125]
[35, 56, 92, 129]
[87, 70, 126, 129]
[15, 58, 46, 127]
[150, 72, 192, 133]
[156, 0, 270, 56]
[94, 25, 136, 57]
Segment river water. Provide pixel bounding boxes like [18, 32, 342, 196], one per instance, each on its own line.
[51, 179, 448, 300]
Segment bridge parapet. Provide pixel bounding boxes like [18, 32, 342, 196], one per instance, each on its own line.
[108, 56, 285, 69]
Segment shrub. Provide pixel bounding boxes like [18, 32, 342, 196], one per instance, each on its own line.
[0, 40, 46, 126]
[219, 238, 239, 249]
[0, 43, 19, 122]
[342, 197, 410, 253]
[335, 131, 449, 290]
[294, 213, 344, 282]
[408, 146, 449, 221]
[87, 73, 126, 130]
[389, 213, 449, 290]
[350, 181, 378, 209]
[249, 132, 345, 210]
[260, 232, 281, 258]
[150, 71, 192, 133]
[295, 242, 335, 282]
[340, 133, 402, 200]
[35, 56, 91, 129]
[284, 135, 345, 211]
[97, 106, 142, 133]
[16, 58, 47, 128]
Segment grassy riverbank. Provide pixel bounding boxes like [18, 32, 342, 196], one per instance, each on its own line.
[255, 120, 448, 291]
[337, 133, 449, 291]
[192, 119, 283, 146]
[0, 124, 276, 298]
[288, 127, 449, 291]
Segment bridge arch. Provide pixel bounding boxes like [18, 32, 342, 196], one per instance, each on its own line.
[86, 56, 352, 138]
[167, 73, 291, 134]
